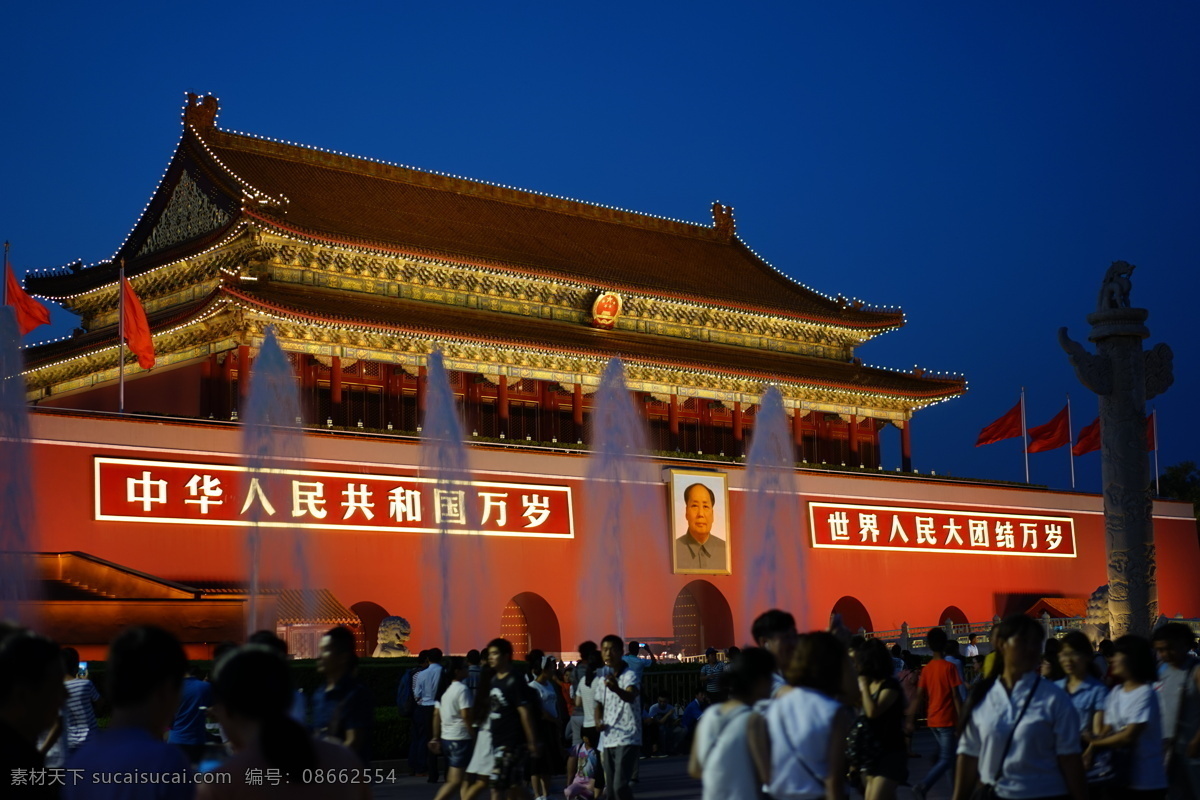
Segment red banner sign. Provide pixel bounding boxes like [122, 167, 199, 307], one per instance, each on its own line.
[808, 502, 1076, 557]
[95, 457, 574, 538]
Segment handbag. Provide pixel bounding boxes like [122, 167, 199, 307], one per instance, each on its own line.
[845, 685, 885, 771]
[969, 677, 1040, 800]
[845, 719, 883, 772]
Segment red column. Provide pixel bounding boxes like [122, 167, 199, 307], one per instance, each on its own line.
[220, 350, 235, 419]
[668, 392, 680, 451]
[793, 408, 804, 462]
[814, 413, 826, 463]
[237, 345, 251, 405]
[380, 364, 393, 429]
[298, 354, 313, 424]
[463, 375, 476, 435]
[539, 380, 556, 441]
[498, 375, 509, 438]
[200, 354, 215, 419]
[417, 365, 427, 428]
[732, 401, 744, 458]
[698, 399, 712, 454]
[572, 383, 583, 442]
[850, 414, 860, 466]
[330, 355, 343, 426]
[901, 420, 912, 472]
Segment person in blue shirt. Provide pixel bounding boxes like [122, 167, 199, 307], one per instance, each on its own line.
[679, 687, 710, 753]
[168, 665, 213, 766]
[312, 626, 373, 765]
[622, 642, 656, 679]
[66, 626, 193, 800]
[1055, 630, 1111, 790]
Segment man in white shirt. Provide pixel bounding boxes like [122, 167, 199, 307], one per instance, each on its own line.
[594, 634, 641, 800]
[412, 648, 444, 782]
[965, 633, 980, 659]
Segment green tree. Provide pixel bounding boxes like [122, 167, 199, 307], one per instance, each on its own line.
[1158, 461, 1200, 519]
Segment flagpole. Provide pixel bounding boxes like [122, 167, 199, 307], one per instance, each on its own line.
[1066, 394, 1075, 490]
[1020, 388, 1029, 483]
[1153, 408, 1160, 495]
[2, 241, 9, 308]
[118, 259, 126, 415]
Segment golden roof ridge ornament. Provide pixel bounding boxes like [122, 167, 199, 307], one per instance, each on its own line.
[183, 92, 219, 131]
[711, 201, 735, 243]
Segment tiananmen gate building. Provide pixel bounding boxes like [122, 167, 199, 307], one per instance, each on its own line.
[13, 94, 1199, 659]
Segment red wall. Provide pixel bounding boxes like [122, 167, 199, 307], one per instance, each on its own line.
[26, 413, 1200, 654]
[37, 363, 204, 417]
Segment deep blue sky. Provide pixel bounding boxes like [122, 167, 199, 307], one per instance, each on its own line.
[3, 4, 1197, 492]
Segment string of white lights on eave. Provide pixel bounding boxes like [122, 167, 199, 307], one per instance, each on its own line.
[20, 297, 966, 412]
[239, 211, 908, 340]
[21, 212, 965, 386]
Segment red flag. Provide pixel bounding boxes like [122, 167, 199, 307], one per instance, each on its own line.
[1146, 412, 1156, 452]
[121, 277, 155, 369]
[975, 401, 1023, 447]
[4, 258, 51, 335]
[1027, 404, 1071, 453]
[1073, 417, 1101, 457]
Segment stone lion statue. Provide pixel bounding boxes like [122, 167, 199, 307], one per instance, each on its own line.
[371, 616, 412, 657]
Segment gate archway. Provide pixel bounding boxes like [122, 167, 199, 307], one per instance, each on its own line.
[671, 580, 734, 657]
[501, 592, 562, 658]
[831, 595, 873, 634]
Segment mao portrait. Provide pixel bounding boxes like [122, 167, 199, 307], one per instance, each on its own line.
[668, 470, 731, 575]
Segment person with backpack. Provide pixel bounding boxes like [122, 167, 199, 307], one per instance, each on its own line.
[951, 614, 1086, 800]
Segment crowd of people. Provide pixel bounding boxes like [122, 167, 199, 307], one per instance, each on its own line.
[4, 613, 1200, 800]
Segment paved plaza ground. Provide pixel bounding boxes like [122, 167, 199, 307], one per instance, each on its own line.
[370, 728, 955, 800]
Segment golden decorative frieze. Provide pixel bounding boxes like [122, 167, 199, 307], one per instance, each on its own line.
[27, 279, 938, 420]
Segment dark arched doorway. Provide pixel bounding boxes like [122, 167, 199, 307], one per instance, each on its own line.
[672, 581, 734, 657]
[501, 593, 562, 659]
[832, 596, 873, 633]
[939, 605, 969, 629]
[350, 601, 390, 656]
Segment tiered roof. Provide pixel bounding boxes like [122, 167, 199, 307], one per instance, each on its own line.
[23, 93, 965, 415]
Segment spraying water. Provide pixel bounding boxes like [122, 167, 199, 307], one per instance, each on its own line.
[421, 351, 483, 653]
[580, 359, 659, 637]
[741, 387, 803, 633]
[241, 328, 312, 636]
[0, 308, 37, 623]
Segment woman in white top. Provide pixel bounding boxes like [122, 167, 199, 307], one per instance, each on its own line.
[568, 651, 604, 780]
[431, 657, 475, 800]
[952, 614, 1086, 800]
[764, 631, 852, 800]
[1085, 634, 1168, 799]
[689, 647, 774, 800]
[462, 664, 496, 800]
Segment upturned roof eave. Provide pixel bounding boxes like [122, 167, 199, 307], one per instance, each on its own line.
[239, 209, 907, 333]
[21, 282, 962, 405]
